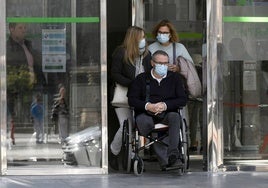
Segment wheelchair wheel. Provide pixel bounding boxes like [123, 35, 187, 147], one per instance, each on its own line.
[133, 157, 144, 176]
[122, 119, 132, 173]
[183, 118, 190, 170]
[179, 117, 189, 173]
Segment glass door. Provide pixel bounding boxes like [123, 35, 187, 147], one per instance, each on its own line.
[222, 0, 268, 170]
[1, 0, 107, 175]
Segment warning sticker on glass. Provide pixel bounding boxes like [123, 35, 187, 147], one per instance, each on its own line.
[243, 71, 256, 91]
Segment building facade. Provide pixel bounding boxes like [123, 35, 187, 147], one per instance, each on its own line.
[0, 0, 268, 175]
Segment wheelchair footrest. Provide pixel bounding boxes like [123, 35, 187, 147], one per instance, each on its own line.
[163, 164, 184, 171]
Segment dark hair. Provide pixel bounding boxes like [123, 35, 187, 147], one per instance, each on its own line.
[8, 16, 21, 29]
[152, 50, 169, 60]
[152, 19, 179, 43]
[35, 93, 42, 102]
[9, 23, 17, 29]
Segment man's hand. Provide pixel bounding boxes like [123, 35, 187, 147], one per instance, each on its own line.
[147, 102, 166, 115]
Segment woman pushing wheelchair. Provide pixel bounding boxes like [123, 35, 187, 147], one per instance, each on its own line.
[109, 26, 152, 170]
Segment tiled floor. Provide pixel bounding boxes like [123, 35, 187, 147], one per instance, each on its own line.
[2, 157, 268, 188]
[1, 171, 268, 188]
[3, 133, 268, 188]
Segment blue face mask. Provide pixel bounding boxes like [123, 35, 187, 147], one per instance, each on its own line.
[156, 33, 170, 44]
[154, 64, 168, 77]
[139, 38, 146, 54]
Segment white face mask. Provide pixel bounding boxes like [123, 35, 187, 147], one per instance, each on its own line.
[139, 38, 146, 49]
[139, 38, 146, 54]
[154, 64, 168, 77]
[156, 33, 170, 44]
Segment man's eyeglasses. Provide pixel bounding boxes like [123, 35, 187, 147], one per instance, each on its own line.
[152, 59, 169, 65]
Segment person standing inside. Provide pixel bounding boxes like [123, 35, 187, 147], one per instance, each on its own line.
[7, 22, 46, 145]
[148, 19, 194, 72]
[57, 97, 69, 143]
[52, 84, 69, 144]
[109, 26, 152, 170]
[31, 93, 44, 144]
[127, 50, 188, 170]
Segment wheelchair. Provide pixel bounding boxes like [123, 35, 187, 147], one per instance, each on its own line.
[121, 108, 189, 176]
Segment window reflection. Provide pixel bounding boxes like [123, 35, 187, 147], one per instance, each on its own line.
[6, 0, 102, 169]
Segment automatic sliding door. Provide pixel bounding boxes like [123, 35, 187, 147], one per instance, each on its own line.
[222, 1, 268, 170]
[2, 0, 107, 175]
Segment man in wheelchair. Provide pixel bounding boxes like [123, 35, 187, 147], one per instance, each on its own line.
[128, 50, 188, 171]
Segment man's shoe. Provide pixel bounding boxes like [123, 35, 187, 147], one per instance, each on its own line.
[168, 155, 178, 167]
[109, 152, 119, 171]
[166, 155, 182, 171]
[161, 164, 167, 171]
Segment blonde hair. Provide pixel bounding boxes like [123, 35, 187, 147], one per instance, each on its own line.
[152, 19, 179, 43]
[121, 26, 148, 65]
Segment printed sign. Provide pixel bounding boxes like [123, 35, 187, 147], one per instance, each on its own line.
[42, 29, 66, 72]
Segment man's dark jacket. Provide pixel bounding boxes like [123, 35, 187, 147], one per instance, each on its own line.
[127, 71, 188, 116]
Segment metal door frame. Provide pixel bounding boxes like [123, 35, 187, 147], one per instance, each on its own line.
[0, 0, 7, 175]
[206, 0, 224, 172]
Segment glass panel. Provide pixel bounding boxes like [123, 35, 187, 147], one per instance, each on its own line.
[6, 0, 102, 171]
[222, 1, 268, 165]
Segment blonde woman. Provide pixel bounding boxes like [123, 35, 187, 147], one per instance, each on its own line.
[110, 26, 152, 170]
